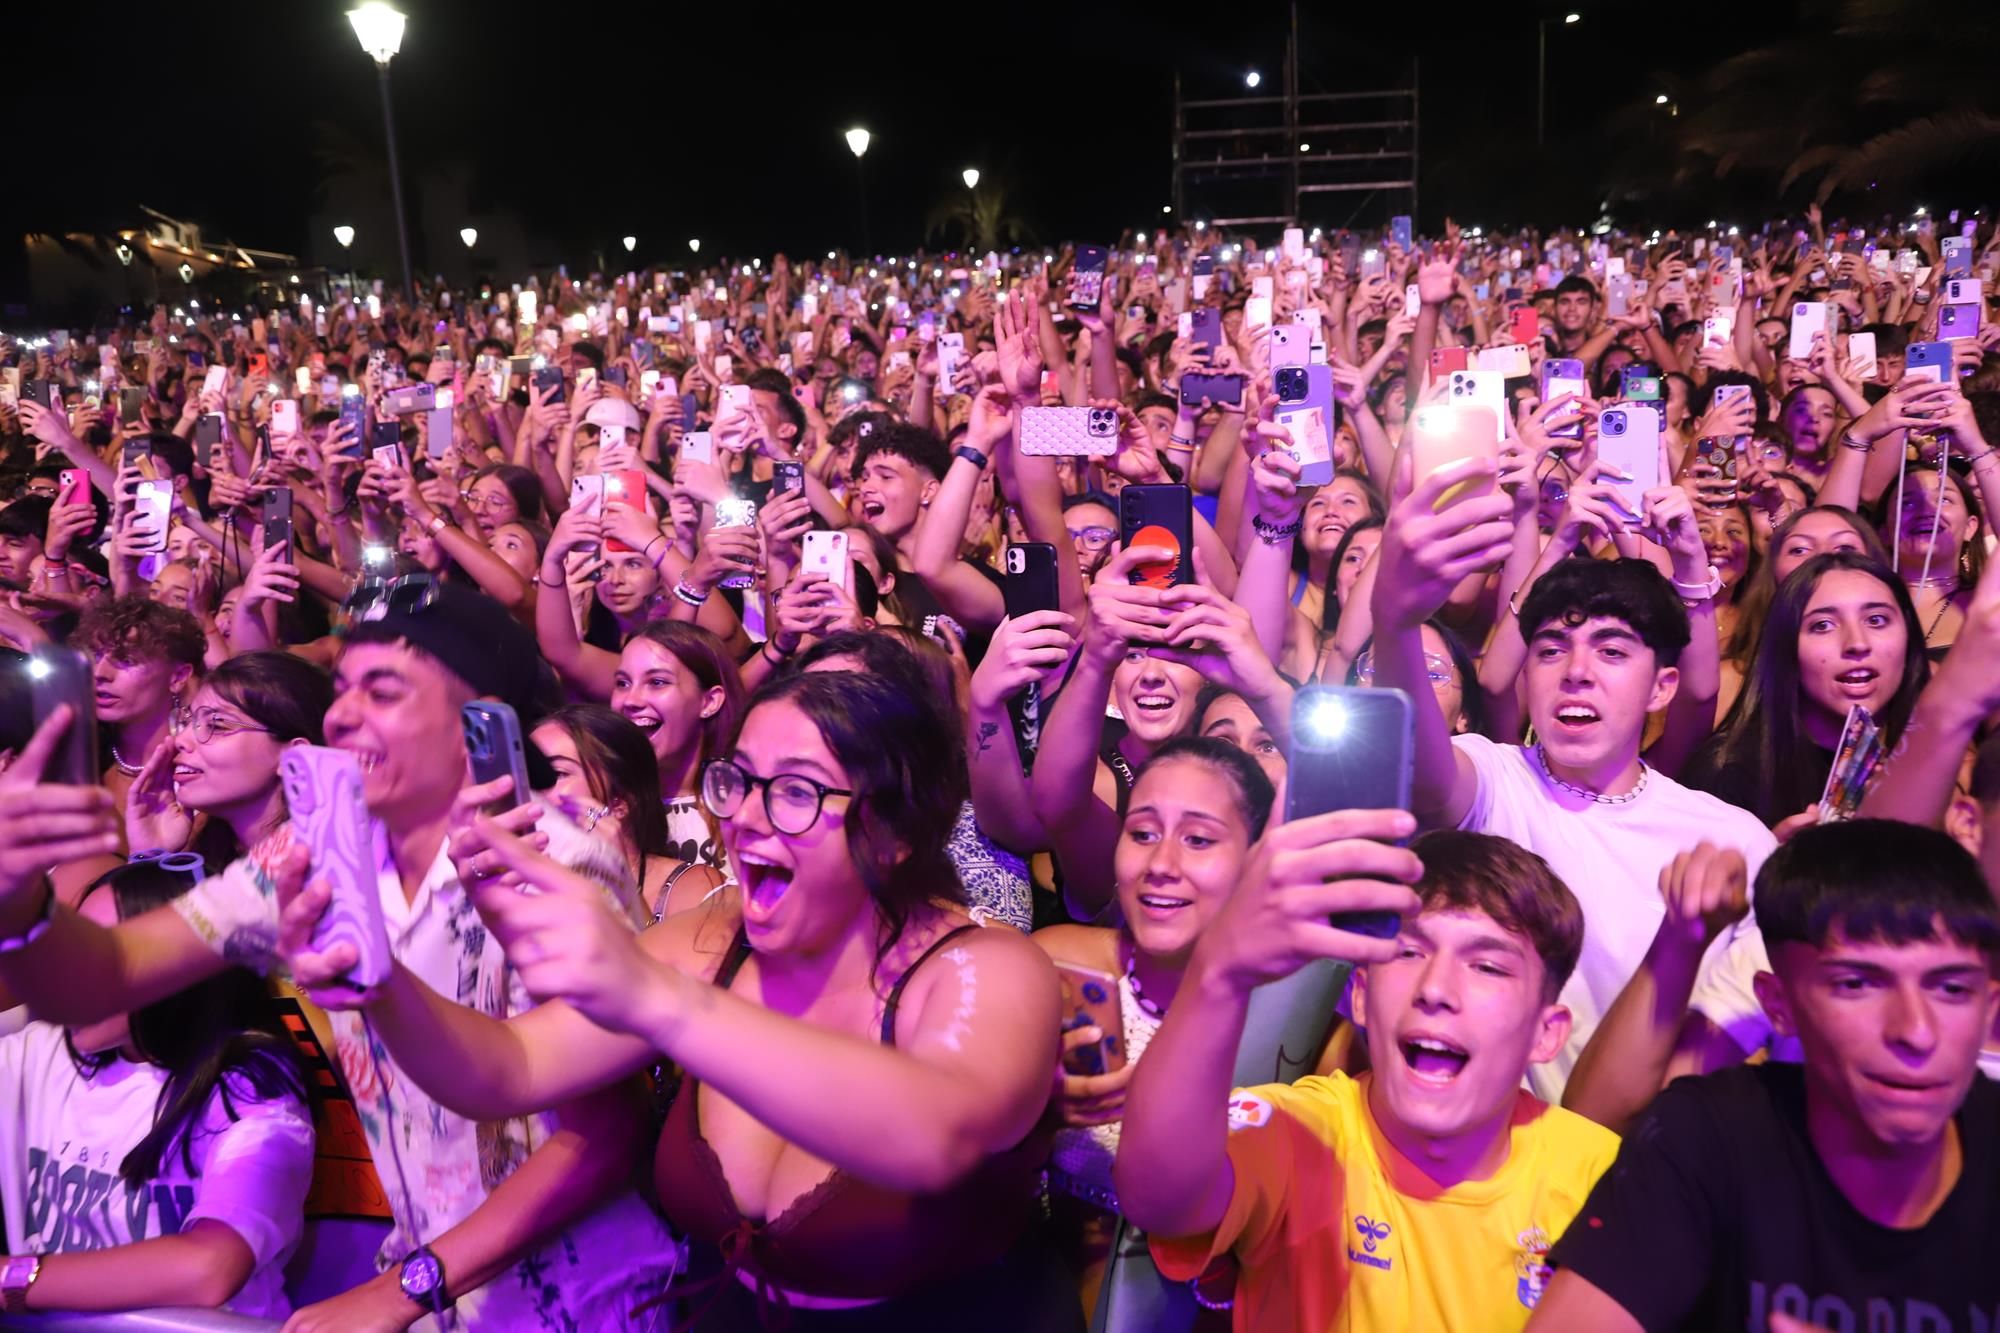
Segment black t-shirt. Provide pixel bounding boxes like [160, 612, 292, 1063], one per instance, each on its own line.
[1550, 1063, 2000, 1331]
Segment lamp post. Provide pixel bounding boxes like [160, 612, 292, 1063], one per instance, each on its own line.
[846, 128, 871, 257]
[347, 3, 414, 299]
[333, 225, 356, 297]
[1537, 13, 1580, 148]
[460, 228, 478, 249]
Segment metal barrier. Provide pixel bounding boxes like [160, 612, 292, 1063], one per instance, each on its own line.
[0, 1311, 277, 1332]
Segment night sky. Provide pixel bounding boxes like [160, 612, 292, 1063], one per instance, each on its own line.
[9, 1, 1807, 290]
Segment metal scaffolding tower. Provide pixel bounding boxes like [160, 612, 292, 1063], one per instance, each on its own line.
[1171, 5, 1418, 234]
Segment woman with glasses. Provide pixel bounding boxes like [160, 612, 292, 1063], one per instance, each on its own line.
[124, 652, 332, 868]
[287, 669, 1080, 1330]
[1344, 618, 1485, 737]
[459, 463, 544, 539]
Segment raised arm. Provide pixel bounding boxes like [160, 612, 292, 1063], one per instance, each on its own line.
[1369, 455, 1508, 829]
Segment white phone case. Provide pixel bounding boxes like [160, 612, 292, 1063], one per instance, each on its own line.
[801, 530, 850, 592]
[1019, 406, 1121, 457]
[1596, 406, 1663, 524]
[1447, 371, 1507, 442]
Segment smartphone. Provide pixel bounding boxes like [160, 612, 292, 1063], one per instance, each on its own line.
[462, 701, 533, 811]
[1596, 406, 1664, 524]
[1789, 301, 1829, 360]
[133, 480, 172, 555]
[1702, 312, 1735, 349]
[1285, 686, 1413, 940]
[1905, 341, 1952, 384]
[720, 383, 753, 418]
[773, 460, 806, 497]
[714, 497, 757, 589]
[532, 363, 566, 404]
[1476, 344, 1533, 378]
[1188, 308, 1222, 353]
[278, 748, 393, 988]
[1067, 244, 1110, 313]
[262, 487, 294, 557]
[1274, 363, 1338, 487]
[25, 648, 99, 787]
[801, 529, 850, 593]
[194, 413, 224, 452]
[271, 398, 300, 436]
[1390, 216, 1414, 251]
[56, 468, 90, 510]
[1942, 236, 1974, 278]
[1360, 248, 1386, 281]
[1939, 303, 1982, 341]
[1846, 332, 1879, 381]
[202, 366, 228, 398]
[248, 352, 269, 378]
[1019, 405, 1121, 457]
[681, 430, 715, 467]
[1606, 273, 1633, 319]
[1430, 346, 1470, 377]
[1055, 962, 1125, 1076]
[1539, 358, 1587, 442]
[1179, 370, 1246, 408]
[1619, 368, 1663, 403]
[1002, 542, 1059, 620]
[1507, 306, 1539, 347]
[336, 388, 368, 453]
[1282, 227, 1306, 263]
[1118, 483, 1194, 589]
[118, 385, 145, 424]
[1269, 324, 1311, 369]
[1243, 295, 1274, 329]
[1407, 404, 1500, 508]
[937, 331, 967, 387]
[1446, 370, 1507, 442]
[425, 405, 454, 461]
[1945, 277, 1984, 306]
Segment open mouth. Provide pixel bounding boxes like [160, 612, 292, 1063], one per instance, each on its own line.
[336, 746, 383, 775]
[172, 764, 203, 783]
[1136, 892, 1192, 915]
[624, 712, 662, 738]
[1399, 1034, 1471, 1083]
[859, 500, 885, 522]
[739, 852, 795, 924]
[1835, 666, 1879, 692]
[1132, 694, 1178, 718]
[1551, 703, 1600, 730]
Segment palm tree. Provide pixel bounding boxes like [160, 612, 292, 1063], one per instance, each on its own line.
[924, 176, 1032, 253]
[1608, 0, 2000, 209]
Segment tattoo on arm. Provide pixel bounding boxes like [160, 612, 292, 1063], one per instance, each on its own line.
[973, 720, 1000, 760]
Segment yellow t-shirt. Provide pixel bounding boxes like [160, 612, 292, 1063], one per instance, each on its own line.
[1151, 1070, 1619, 1332]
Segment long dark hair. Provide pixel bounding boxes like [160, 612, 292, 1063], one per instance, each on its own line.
[624, 621, 745, 785]
[736, 671, 967, 976]
[67, 861, 311, 1184]
[539, 704, 669, 860]
[191, 652, 333, 867]
[1134, 736, 1276, 839]
[470, 463, 545, 524]
[1703, 551, 1928, 824]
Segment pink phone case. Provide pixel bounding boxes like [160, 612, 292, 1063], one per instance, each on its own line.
[280, 747, 393, 988]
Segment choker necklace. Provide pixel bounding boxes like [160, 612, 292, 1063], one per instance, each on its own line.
[1908, 574, 1960, 591]
[1534, 744, 1648, 805]
[110, 744, 144, 778]
[1122, 953, 1166, 1020]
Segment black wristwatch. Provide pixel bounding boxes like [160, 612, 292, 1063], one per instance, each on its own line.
[399, 1246, 450, 1314]
[953, 444, 989, 471]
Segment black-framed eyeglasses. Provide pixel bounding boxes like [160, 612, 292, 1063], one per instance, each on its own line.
[344, 573, 441, 623]
[700, 758, 853, 836]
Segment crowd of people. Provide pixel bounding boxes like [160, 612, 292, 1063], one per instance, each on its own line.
[0, 204, 1994, 1332]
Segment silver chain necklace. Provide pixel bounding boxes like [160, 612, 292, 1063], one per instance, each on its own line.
[1534, 745, 1649, 805]
[109, 744, 144, 778]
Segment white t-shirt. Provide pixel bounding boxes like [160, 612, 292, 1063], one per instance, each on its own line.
[1453, 733, 1778, 1103]
[172, 809, 679, 1331]
[0, 1022, 314, 1320]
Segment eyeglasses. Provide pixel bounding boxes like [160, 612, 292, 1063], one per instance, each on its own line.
[1354, 650, 1455, 686]
[172, 707, 272, 746]
[344, 573, 441, 623]
[462, 490, 513, 513]
[1068, 525, 1116, 549]
[700, 758, 853, 836]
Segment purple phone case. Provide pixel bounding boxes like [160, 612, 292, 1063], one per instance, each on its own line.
[281, 747, 393, 987]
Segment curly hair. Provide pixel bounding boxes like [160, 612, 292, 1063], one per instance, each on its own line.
[73, 595, 205, 670]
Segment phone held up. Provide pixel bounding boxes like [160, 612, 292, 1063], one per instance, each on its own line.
[1286, 686, 1414, 941]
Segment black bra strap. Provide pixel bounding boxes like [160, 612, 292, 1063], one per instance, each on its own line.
[879, 923, 983, 1047]
[714, 929, 756, 989]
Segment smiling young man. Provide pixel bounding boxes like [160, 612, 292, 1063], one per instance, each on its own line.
[1372, 471, 1775, 1104]
[1529, 820, 2000, 1332]
[1118, 829, 1618, 1331]
[848, 420, 1005, 630]
[0, 582, 678, 1330]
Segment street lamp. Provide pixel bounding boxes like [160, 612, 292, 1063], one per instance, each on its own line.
[459, 227, 478, 249]
[846, 127, 872, 256]
[333, 225, 356, 295]
[347, 3, 415, 299]
[962, 167, 980, 190]
[1538, 12, 1579, 147]
[688, 238, 701, 254]
[333, 225, 355, 249]
[622, 235, 637, 253]
[1245, 70, 1261, 89]
[1655, 93, 1670, 104]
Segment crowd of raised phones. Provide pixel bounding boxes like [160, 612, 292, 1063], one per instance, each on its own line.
[0, 208, 1993, 1332]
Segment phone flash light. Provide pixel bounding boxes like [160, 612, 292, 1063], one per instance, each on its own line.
[24, 658, 50, 681]
[1301, 696, 1349, 743]
[363, 544, 391, 565]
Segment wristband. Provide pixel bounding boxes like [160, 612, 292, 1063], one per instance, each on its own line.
[673, 580, 711, 607]
[1168, 434, 1194, 448]
[1, 1254, 41, 1314]
[1671, 565, 1725, 603]
[1842, 434, 1876, 453]
[643, 534, 666, 565]
[537, 570, 566, 589]
[1250, 514, 1302, 544]
[763, 637, 796, 663]
[427, 513, 449, 536]
[954, 445, 989, 472]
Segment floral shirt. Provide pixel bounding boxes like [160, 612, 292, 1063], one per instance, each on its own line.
[172, 811, 679, 1331]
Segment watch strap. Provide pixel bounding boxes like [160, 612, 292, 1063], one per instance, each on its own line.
[2, 1254, 41, 1313]
[953, 444, 989, 471]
